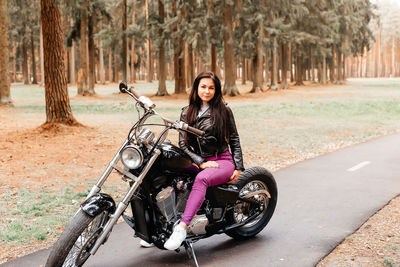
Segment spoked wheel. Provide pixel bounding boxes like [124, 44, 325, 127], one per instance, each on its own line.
[45, 210, 109, 267]
[226, 167, 277, 240]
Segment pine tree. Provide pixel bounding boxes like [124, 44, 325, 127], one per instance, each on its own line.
[222, 0, 238, 96]
[0, 0, 12, 106]
[41, 0, 78, 125]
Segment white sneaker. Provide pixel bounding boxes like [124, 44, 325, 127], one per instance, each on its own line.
[140, 239, 154, 248]
[164, 224, 187, 250]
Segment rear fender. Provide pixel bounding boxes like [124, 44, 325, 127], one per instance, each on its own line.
[81, 193, 116, 217]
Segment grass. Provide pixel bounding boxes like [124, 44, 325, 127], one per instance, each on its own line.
[383, 258, 396, 267]
[234, 97, 400, 169]
[0, 185, 90, 245]
[0, 177, 128, 246]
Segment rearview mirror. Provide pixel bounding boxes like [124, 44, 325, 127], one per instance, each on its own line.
[119, 81, 128, 93]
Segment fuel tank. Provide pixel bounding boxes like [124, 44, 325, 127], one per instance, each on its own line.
[158, 143, 197, 174]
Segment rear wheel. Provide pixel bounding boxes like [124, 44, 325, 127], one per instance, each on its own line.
[226, 167, 277, 240]
[45, 210, 109, 267]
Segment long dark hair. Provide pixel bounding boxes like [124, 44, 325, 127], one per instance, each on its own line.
[186, 72, 230, 143]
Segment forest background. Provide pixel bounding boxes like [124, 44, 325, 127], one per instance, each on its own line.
[0, 0, 399, 110]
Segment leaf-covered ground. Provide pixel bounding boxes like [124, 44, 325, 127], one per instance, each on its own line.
[1, 79, 399, 265]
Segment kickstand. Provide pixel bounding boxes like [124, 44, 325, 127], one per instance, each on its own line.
[184, 240, 199, 267]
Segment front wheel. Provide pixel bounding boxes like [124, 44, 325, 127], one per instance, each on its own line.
[226, 166, 277, 240]
[45, 210, 109, 267]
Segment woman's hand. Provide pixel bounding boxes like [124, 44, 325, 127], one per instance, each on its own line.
[227, 170, 242, 184]
[199, 161, 219, 169]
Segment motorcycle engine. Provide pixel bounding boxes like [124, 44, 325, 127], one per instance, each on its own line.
[155, 186, 177, 221]
[155, 181, 209, 236]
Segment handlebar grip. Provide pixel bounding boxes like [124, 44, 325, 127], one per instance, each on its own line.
[186, 125, 205, 136]
[128, 87, 141, 99]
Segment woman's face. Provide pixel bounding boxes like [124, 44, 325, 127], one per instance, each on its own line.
[197, 78, 215, 105]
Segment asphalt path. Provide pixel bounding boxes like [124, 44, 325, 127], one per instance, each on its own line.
[3, 134, 400, 267]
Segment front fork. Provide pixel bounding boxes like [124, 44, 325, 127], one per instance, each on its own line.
[88, 148, 161, 255]
[86, 139, 130, 200]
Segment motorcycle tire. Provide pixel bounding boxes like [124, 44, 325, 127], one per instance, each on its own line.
[45, 209, 108, 267]
[226, 166, 277, 240]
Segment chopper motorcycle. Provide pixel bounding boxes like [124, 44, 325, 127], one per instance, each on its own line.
[45, 82, 278, 267]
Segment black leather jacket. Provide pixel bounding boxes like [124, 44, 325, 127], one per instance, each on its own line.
[179, 104, 244, 170]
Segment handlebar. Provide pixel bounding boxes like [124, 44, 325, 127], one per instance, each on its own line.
[163, 117, 205, 137]
[119, 81, 204, 137]
[119, 81, 155, 109]
[186, 125, 205, 136]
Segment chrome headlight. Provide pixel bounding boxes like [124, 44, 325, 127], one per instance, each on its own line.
[120, 146, 143, 169]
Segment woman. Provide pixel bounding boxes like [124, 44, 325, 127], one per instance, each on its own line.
[164, 72, 244, 250]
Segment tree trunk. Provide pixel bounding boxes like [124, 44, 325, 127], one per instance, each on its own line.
[245, 58, 248, 82]
[337, 48, 342, 83]
[174, 44, 185, 94]
[250, 25, 264, 93]
[131, 6, 136, 82]
[375, 29, 381, 77]
[211, 44, 217, 73]
[41, 0, 77, 125]
[145, 0, 153, 82]
[131, 38, 136, 82]
[289, 43, 293, 82]
[88, 13, 95, 94]
[330, 46, 336, 83]
[391, 36, 395, 77]
[126, 40, 131, 82]
[264, 48, 269, 85]
[187, 43, 194, 88]
[30, 31, 38, 84]
[281, 42, 288, 89]
[295, 45, 304, 85]
[250, 55, 262, 92]
[172, 3, 185, 94]
[70, 41, 76, 84]
[317, 60, 322, 83]
[222, 1, 238, 96]
[40, 23, 45, 86]
[0, 0, 11, 105]
[270, 38, 278, 90]
[366, 47, 372, 77]
[310, 47, 315, 82]
[78, 0, 89, 95]
[342, 55, 346, 80]
[113, 50, 119, 82]
[397, 39, 400, 76]
[322, 56, 327, 84]
[108, 47, 112, 82]
[22, 30, 29, 84]
[99, 39, 105, 84]
[241, 56, 246, 85]
[156, 0, 167, 96]
[12, 42, 16, 83]
[185, 43, 189, 88]
[121, 0, 127, 81]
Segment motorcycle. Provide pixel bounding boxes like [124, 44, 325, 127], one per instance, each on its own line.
[45, 82, 278, 267]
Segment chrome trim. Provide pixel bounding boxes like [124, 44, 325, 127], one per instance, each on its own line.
[90, 138, 129, 197]
[112, 164, 139, 182]
[89, 149, 161, 255]
[242, 189, 271, 199]
[120, 145, 143, 169]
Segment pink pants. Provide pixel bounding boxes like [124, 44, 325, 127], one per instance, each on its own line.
[180, 150, 235, 225]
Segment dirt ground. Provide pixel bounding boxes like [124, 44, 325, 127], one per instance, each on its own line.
[1, 80, 400, 266]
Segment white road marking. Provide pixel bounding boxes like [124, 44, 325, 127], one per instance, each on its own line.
[347, 161, 371, 172]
